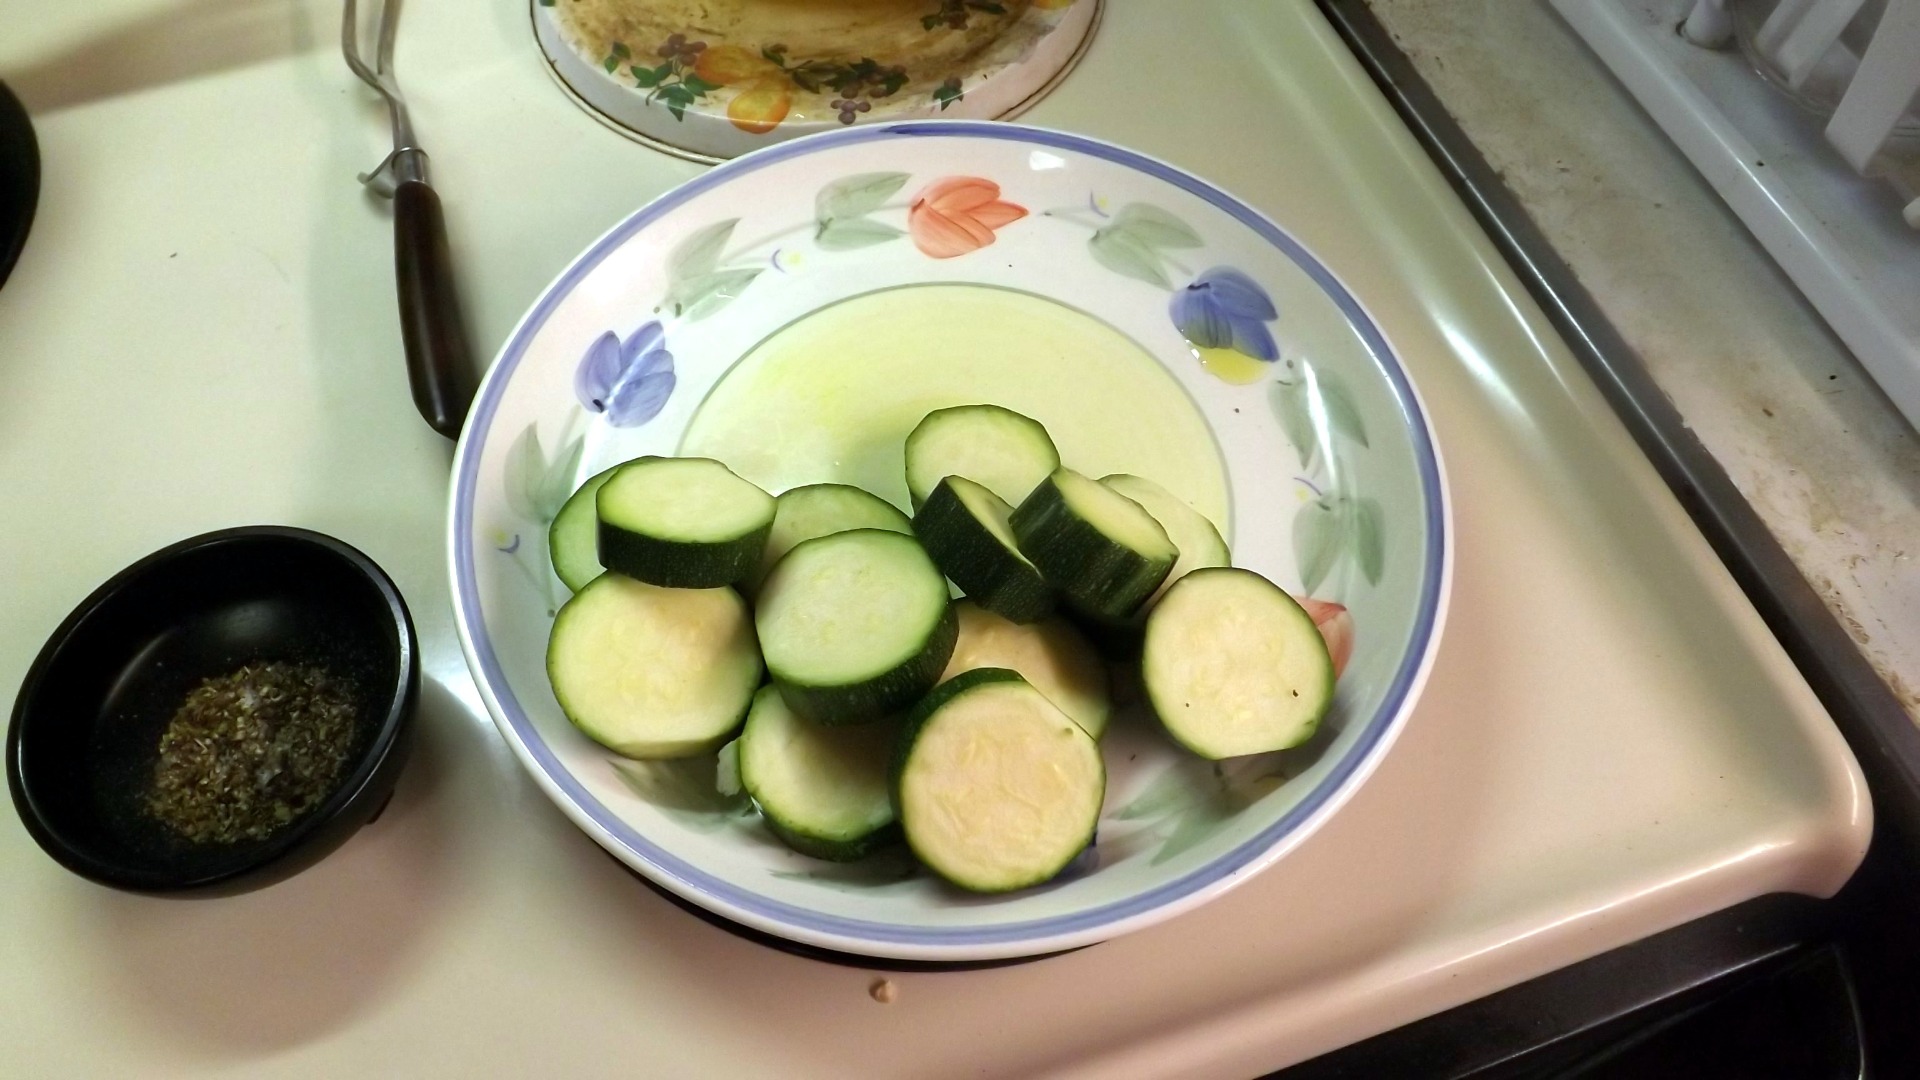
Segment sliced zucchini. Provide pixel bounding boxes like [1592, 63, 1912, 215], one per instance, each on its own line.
[546, 574, 762, 759]
[1009, 468, 1177, 622]
[1142, 567, 1335, 759]
[893, 668, 1105, 893]
[756, 529, 957, 724]
[913, 476, 1054, 624]
[738, 686, 900, 862]
[904, 404, 1060, 510]
[745, 483, 913, 594]
[549, 463, 623, 593]
[1100, 473, 1230, 609]
[939, 600, 1111, 739]
[596, 457, 774, 588]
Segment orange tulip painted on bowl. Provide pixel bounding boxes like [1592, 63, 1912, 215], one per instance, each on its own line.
[1295, 596, 1354, 679]
[907, 176, 1028, 258]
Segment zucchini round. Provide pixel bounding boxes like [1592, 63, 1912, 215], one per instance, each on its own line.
[756, 529, 957, 724]
[893, 668, 1105, 893]
[739, 686, 902, 862]
[746, 483, 913, 594]
[596, 457, 774, 588]
[914, 476, 1054, 624]
[1009, 468, 1176, 622]
[904, 404, 1060, 510]
[546, 574, 762, 759]
[940, 600, 1111, 739]
[1142, 567, 1335, 759]
[548, 463, 624, 593]
[1100, 473, 1230, 610]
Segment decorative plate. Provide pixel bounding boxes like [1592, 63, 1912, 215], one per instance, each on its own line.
[532, 0, 1099, 161]
[449, 121, 1450, 961]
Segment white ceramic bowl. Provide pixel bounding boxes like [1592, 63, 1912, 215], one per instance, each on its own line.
[450, 121, 1450, 961]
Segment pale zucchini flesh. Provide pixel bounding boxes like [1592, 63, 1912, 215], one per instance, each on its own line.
[756, 529, 957, 724]
[914, 476, 1054, 624]
[1100, 473, 1230, 611]
[596, 457, 774, 588]
[904, 404, 1061, 510]
[738, 686, 900, 861]
[1142, 567, 1334, 759]
[893, 668, 1105, 893]
[546, 574, 763, 759]
[746, 483, 913, 594]
[1010, 468, 1177, 622]
[548, 463, 623, 593]
[939, 600, 1111, 739]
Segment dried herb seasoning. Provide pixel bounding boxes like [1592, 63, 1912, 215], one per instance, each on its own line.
[145, 661, 360, 845]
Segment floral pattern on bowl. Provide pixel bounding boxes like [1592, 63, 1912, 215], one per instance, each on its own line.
[533, 0, 1102, 160]
[451, 122, 1449, 961]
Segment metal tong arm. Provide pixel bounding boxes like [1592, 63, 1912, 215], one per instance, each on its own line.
[344, 0, 475, 440]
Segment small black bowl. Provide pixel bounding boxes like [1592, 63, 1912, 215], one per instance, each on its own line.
[7, 526, 418, 894]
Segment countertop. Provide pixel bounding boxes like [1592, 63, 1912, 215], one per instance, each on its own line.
[1368, 0, 1920, 724]
[0, 2, 1871, 1075]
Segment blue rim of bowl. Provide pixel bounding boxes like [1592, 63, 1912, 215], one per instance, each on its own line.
[452, 121, 1447, 950]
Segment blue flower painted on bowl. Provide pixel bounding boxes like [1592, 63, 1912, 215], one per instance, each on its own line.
[1170, 268, 1280, 385]
[575, 321, 676, 426]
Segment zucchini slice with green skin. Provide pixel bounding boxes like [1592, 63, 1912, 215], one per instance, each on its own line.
[893, 668, 1105, 893]
[1142, 567, 1335, 759]
[745, 483, 913, 594]
[914, 476, 1054, 624]
[1100, 473, 1230, 610]
[546, 574, 762, 759]
[939, 600, 1111, 739]
[1010, 468, 1177, 622]
[756, 529, 957, 724]
[904, 404, 1060, 510]
[739, 686, 901, 862]
[596, 457, 774, 588]
[549, 463, 624, 593]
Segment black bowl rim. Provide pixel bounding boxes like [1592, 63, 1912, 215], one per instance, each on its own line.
[6, 525, 419, 891]
[0, 79, 38, 292]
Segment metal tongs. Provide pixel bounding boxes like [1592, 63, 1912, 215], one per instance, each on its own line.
[343, 0, 476, 440]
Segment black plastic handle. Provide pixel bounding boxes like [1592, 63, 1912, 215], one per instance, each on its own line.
[393, 179, 476, 440]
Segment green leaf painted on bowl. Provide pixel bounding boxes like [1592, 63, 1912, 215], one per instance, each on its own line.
[1293, 496, 1343, 595]
[817, 218, 905, 250]
[610, 758, 752, 830]
[1106, 203, 1203, 250]
[1088, 227, 1170, 288]
[816, 171, 910, 225]
[669, 219, 738, 283]
[1085, 202, 1204, 289]
[1113, 758, 1211, 821]
[1292, 492, 1389, 595]
[1355, 496, 1385, 586]
[672, 267, 764, 320]
[1117, 757, 1295, 865]
[503, 422, 584, 524]
[1152, 801, 1230, 864]
[1270, 377, 1321, 470]
[1316, 369, 1370, 448]
[770, 849, 919, 891]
